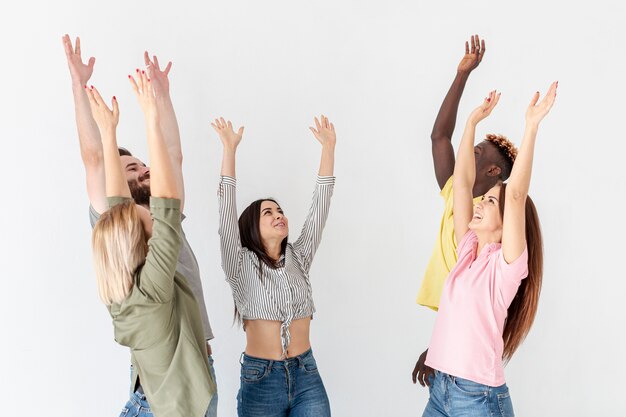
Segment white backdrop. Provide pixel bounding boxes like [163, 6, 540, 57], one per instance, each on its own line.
[1, 0, 625, 416]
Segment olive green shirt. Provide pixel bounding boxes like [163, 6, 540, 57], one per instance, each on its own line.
[106, 197, 215, 417]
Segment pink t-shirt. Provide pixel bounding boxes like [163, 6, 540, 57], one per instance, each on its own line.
[425, 230, 529, 387]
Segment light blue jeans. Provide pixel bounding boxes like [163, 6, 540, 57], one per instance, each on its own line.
[120, 355, 218, 417]
[422, 370, 514, 417]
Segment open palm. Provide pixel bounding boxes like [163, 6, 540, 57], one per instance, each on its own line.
[526, 82, 558, 126]
[62, 35, 95, 85]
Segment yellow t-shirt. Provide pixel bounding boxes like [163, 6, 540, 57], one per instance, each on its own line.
[416, 176, 481, 311]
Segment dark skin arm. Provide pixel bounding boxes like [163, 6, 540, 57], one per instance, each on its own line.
[431, 35, 486, 190]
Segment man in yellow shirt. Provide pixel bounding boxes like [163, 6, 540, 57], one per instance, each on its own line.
[412, 35, 518, 387]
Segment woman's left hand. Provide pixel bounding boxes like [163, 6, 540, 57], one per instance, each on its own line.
[309, 115, 336, 148]
[526, 81, 558, 126]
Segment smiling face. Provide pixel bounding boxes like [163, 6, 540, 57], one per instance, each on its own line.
[469, 183, 503, 239]
[258, 200, 289, 243]
[120, 155, 151, 206]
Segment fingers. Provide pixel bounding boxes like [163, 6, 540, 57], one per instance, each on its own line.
[62, 34, 73, 58]
[330, 122, 335, 132]
[474, 34, 480, 55]
[128, 74, 140, 96]
[540, 81, 558, 111]
[87, 57, 96, 69]
[237, 126, 245, 136]
[112, 96, 119, 118]
[309, 126, 319, 136]
[144, 50, 151, 67]
[529, 91, 540, 107]
[164, 61, 172, 75]
[470, 35, 476, 54]
[90, 85, 105, 106]
[153, 55, 161, 71]
[84, 85, 96, 106]
[227, 121, 233, 130]
[480, 39, 486, 59]
[75, 36, 81, 56]
[314, 117, 322, 131]
[464, 40, 469, 55]
[425, 370, 433, 387]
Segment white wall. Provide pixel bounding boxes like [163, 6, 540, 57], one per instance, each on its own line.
[1, 0, 624, 416]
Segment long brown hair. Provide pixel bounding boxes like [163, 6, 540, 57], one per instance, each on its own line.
[232, 198, 288, 323]
[238, 198, 288, 273]
[498, 183, 543, 362]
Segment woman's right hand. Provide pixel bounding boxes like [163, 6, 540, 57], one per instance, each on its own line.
[211, 117, 244, 150]
[129, 70, 158, 121]
[467, 90, 500, 125]
[85, 86, 119, 135]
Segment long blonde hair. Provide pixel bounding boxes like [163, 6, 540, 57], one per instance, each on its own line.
[92, 201, 148, 305]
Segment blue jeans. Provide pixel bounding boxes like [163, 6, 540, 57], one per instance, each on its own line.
[422, 370, 514, 417]
[237, 349, 331, 417]
[120, 355, 218, 417]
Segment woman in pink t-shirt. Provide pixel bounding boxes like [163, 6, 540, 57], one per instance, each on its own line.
[422, 82, 557, 417]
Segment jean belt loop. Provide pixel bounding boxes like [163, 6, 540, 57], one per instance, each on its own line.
[239, 352, 245, 365]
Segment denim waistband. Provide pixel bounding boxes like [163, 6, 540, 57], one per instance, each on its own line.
[241, 348, 314, 368]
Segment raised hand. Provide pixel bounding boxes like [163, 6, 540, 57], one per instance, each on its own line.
[526, 81, 558, 126]
[84, 86, 119, 135]
[212, 117, 244, 150]
[62, 35, 95, 86]
[309, 115, 336, 148]
[129, 70, 158, 120]
[467, 90, 500, 125]
[144, 51, 173, 98]
[457, 34, 485, 75]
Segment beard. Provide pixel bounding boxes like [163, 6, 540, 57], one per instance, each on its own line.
[128, 179, 151, 206]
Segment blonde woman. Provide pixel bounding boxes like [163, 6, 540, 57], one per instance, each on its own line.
[88, 70, 215, 417]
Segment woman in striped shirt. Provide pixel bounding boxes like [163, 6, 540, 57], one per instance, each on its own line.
[212, 115, 336, 417]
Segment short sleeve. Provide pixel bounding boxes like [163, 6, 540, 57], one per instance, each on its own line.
[498, 247, 529, 285]
[439, 176, 454, 199]
[456, 230, 478, 259]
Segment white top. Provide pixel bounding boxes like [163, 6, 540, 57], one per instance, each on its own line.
[218, 175, 335, 356]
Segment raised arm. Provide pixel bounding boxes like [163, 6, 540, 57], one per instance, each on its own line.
[62, 35, 107, 213]
[502, 82, 557, 263]
[124, 71, 183, 303]
[453, 90, 500, 243]
[84, 87, 130, 200]
[212, 118, 245, 280]
[293, 115, 336, 270]
[129, 71, 180, 200]
[144, 52, 185, 208]
[431, 35, 486, 189]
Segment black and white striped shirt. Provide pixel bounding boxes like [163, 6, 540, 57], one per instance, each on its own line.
[218, 175, 335, 357]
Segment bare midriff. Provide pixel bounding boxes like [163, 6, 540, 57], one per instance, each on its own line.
[244, 317, 312, 360]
